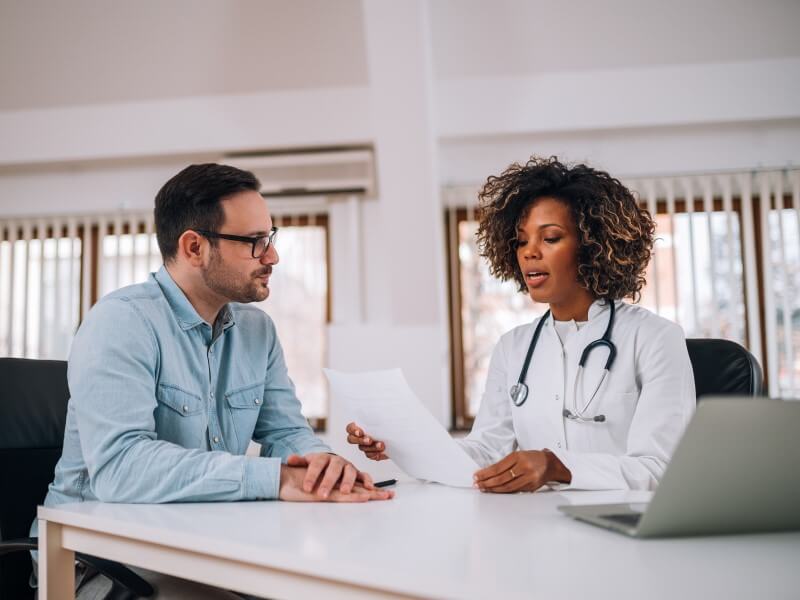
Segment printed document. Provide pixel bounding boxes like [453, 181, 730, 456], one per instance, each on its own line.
[324, 368, 479, 487]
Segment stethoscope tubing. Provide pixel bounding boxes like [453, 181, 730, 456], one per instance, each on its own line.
[509, 300, 617, 422]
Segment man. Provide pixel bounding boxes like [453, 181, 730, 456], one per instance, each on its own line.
[33, 164, 391, 597]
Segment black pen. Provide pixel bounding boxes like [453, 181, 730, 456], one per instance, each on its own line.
[374, 478, 397, 488]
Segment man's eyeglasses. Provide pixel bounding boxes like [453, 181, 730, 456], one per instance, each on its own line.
[194, 227, 278, 259]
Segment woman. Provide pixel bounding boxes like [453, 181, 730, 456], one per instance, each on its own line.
[347, 157, 696, 492]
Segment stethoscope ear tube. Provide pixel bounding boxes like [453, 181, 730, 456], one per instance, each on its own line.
[577, 301, 617, 369]
[507, 309, 550, 407]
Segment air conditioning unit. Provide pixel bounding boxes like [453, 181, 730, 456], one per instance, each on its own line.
[225, 147, 375, 198]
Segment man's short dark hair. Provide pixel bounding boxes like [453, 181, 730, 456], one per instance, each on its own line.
[154, 163, 261, 262]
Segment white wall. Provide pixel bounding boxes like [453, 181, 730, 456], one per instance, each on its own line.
[430, 0, 800, 79]
[0, 0, 368, 110]
[1, 1, 800, 461]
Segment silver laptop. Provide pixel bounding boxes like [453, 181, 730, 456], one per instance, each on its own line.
[558, 397, 800, 538]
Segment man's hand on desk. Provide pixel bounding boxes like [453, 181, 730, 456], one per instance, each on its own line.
[345, 422, 389, 461]
[280, 453, 394, 502]
[473, 449, 572, 493]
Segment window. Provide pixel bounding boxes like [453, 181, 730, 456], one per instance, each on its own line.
[1, 211, 331, 429]
[765, 205, 800, 397]
[638, 194, 746, 344]
[98, 219, 161, 298]
[445, 209, 544, 428]
[255, 214, 329, 425]
[0, 221, 82, 359]
[446, 169, 800, 428]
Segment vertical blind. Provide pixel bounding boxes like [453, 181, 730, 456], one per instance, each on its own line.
[623, 169, 800, 399]
[1, 218, 85, 359]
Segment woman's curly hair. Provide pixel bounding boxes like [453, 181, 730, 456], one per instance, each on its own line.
[476, 156, 655, 302]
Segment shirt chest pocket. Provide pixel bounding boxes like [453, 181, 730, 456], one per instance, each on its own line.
[592, 390, 638, 449]
[224, 383, 264, 452]
[601, 389, 637, 416]
[155, 384, 206, 447]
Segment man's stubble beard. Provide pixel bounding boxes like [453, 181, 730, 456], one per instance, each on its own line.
[201, 248, 270, 304]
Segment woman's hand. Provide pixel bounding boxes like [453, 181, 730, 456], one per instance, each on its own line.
[473, 449, 571, 493]
[345, 422, 389, 461]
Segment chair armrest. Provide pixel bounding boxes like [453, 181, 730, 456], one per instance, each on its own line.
[0, 537, 155, 597]
[0, 537, 39, 555]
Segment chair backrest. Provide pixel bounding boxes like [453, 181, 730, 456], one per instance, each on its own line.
[685, 338, 765, 401]
[0, 357, 69, 599]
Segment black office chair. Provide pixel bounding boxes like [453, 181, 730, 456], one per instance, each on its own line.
[0, 357, 154, 599]
[685, 338, 765, 400]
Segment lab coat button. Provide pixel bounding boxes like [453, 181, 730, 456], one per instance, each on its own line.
[557, 441, 562, 448]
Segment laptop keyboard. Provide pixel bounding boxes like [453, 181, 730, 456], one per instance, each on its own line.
[602, 513, 643, 527]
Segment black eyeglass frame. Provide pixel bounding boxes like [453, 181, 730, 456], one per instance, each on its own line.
[194, 227, 278, 259]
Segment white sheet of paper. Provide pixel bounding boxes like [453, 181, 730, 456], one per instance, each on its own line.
[325, 368, 479, 487]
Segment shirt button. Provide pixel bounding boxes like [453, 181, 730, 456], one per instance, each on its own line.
[255, 398, 261, 405]
[213, 436, 220, 444]
[210, 392, 214, 399]
[182, 405, 189, 413]
[555, 394, 560, 401]
[557, 441, 562, 448]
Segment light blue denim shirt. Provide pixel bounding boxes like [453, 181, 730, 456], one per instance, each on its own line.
[40, 266, 330, 512]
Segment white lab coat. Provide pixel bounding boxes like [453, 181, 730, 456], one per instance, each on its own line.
[457, 299, 696, 491]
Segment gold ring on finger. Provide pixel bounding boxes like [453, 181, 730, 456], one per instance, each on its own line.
[509, 468, 516, 479]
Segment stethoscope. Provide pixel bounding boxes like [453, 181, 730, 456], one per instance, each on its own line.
[509, 300, 617, 423]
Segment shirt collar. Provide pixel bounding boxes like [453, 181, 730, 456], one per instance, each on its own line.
[153, 266, 235, 332]
[588, 298, 616, 321]
[217, 304, 236, 333]
[546, 298, 616, 329]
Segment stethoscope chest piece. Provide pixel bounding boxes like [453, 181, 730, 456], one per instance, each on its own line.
[509, 382, 528, 407]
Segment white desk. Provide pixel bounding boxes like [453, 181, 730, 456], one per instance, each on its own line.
[37, 481, 800, 600]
